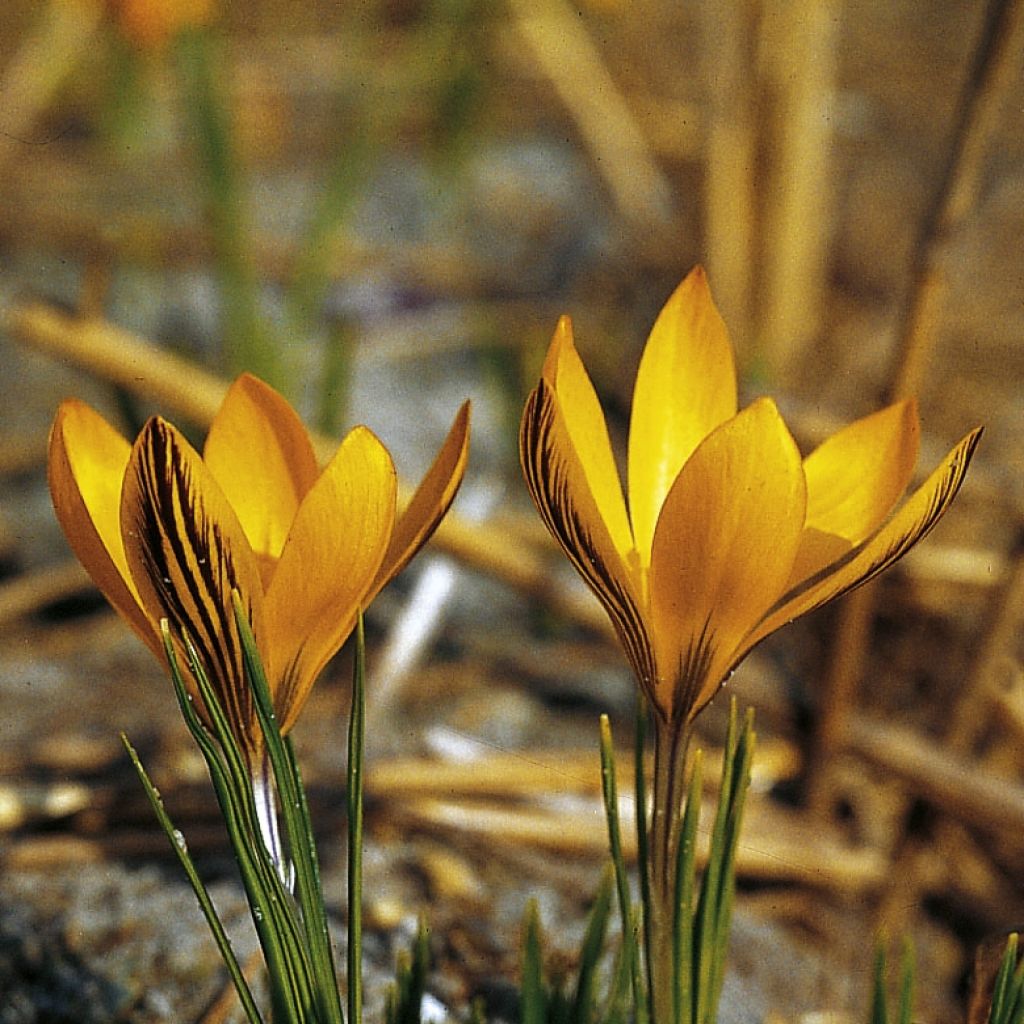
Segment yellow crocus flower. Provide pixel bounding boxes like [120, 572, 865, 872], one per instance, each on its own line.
[521, 266, 981, 727]
[49, 373, 470, 765]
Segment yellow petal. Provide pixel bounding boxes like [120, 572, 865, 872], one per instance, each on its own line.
[648, 398, 806, 721]
[628, 266, 738, 566]
[804, 400, 919, 537]
[371, 401, 470, 599]
[747, 426, 983, 654]
[263, 426, 397, 733]
[203, 373, 320, 568]
[541, 317, 634, 559]
[121, 417, 266, 756]
[47, 400, 161, 659]
[788, 400, 920, 584]
[521, 380, 655, 696]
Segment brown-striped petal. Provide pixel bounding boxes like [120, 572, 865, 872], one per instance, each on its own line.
[370, 401, 470, 600]
[627, 267, 738, 566]
[121, 417, 266, 756]
[263, 426, 397, 734]
[744, 427, 983, 656]
[203, 373, 319, 572]
[47, 400, 162, 659]
[521, 380, 655, 698]
[648, 398, 806, 721]
[541, 317, 634, 559]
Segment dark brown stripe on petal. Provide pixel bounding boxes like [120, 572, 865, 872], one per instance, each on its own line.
[520, 383, 656, 697]
[673, 613, 717, 725]
[128, 420, 257, 754]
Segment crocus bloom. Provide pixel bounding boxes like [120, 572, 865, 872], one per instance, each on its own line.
[520, 266, 981, 726]
[49, 373, 470, 766]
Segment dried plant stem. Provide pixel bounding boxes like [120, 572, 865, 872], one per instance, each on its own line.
[806, 0, 1022, 812]
[508, 0, 673, 233]
[0, 0, 103, 174]
[701, 0, 760, 351]
[946, 535, 1024, 754]
[890, 0, 1024, 402]
[758, 0, 839, 380]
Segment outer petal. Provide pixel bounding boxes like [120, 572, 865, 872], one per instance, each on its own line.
[541, 317, 634, 559]
[745, 426, 983, 654]
[47, 401, 162, 659]
[521, 380, 655, 698]
[648, 398, 806, 722]
[628, 266, 738, 565]
[121, 417, 266, 757]
[203, 373, 320, 567]
[370, 401, 470, 599]
[789, 399, 920, 584]
[263, 426, 397, 733]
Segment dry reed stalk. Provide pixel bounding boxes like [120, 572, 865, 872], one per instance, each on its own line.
[0, 0, 103, 173]
[946, 536, 1024, 753]
[366, 738, 799, 801]
[507, 0, 673, 233]
[397, 794, 887, 892]
[701, 0, 761, 349]
[805, 0, 1023, 813]
[845, 714, 1024, 838]
[757, 0, 839, 381]
[0, 559, 91, 628]
[889, 0, 1024, 403]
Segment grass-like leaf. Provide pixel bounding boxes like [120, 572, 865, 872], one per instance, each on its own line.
[569, 864, 614, 1024]
[122, 732, 265, 1024]
[522, 900, 547, 1024]
[164, 624, 314, 1022]
[348, 613, 367, 1024]
[599, 715, 647, 1024]
[232, 593, 345, 1024]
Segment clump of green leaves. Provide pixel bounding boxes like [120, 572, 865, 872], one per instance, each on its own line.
[519, 700, 755, 1024]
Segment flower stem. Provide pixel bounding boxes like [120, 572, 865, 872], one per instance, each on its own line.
[647, 715, 692, 1024]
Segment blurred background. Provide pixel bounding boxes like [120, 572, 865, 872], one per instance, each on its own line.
[0, 0, 1021, 1020]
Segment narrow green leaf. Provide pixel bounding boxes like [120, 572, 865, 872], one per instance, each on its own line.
[870, 940, 889, 1024]
[989, 934, 1019, 1024]
[122, 733, 265, 1024]
[522, 901, 547, 1024]
[673, 749, 703, 1024]
[570, 864, 614, 1024]
[706, 708, 755, 1019]
[172, 27, 280, 388]
[599, 715, 646, 1024]
[166, 623, 313, 1022]
[349, 612, 367, 1024]
[634, 695, 652, 1021]
[232, 593, 345, 1024]
[897, 938, 914, 1024]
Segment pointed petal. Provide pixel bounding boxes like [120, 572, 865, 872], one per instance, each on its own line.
[541, 316, 634, 558]
[648, 398, 806, 721]
[746, 427, 983, 654]
[121, 417, 266, 754]
[521, 380, 655, 701]
[47, 400, 161, 659]
[628, 266, 738, 565]
[264, 426, 397, 733]
[788, 400, 920, 584]
[203, 373, 319, 565]
[371, 401, 470, 598]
